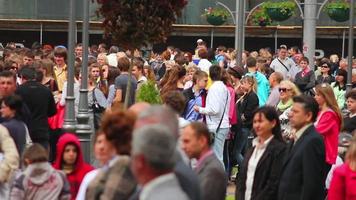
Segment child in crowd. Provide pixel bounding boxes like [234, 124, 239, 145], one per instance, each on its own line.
[10, 144, 71, 200]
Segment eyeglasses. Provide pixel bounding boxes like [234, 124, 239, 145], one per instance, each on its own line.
[321, 65, 329, 68]
[10, 66, 18, 70]
[279, 88, 291, 93]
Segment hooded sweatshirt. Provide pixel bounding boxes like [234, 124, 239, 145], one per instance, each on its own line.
[10, 162, 71, 200]
[53, 133, 94, 200]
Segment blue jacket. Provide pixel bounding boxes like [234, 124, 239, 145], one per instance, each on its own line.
[246, 71, 270, 106]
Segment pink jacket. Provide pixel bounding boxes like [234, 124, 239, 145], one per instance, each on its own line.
[315, 110, 341, 165]
[328, 163, 356, 200]
[227, 85, 237, 125]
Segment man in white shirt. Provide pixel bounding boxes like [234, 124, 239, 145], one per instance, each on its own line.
[270, 45, 299, 80]
[197, 48, 211, 73]
[194, 65, 230, 167]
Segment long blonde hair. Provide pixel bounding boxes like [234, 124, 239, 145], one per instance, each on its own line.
[241, 75, 257, 93]
[280, 80, 301, 97]
[346, 134, 356, 171]
[315, 83, 343, 125]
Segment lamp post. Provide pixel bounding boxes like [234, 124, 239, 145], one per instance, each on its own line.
[302, 0, 317, 64]
[76, 0, 92, 163]
[346, 0, 355, 92]
[62, 0, 76, 133]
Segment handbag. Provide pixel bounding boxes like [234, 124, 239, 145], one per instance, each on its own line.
[92, 88, 106, 130]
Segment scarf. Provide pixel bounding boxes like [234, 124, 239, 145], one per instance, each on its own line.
[277, 98, 293, 112]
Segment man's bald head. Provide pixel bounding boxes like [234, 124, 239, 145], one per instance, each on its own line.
[129, 102, 151, 116]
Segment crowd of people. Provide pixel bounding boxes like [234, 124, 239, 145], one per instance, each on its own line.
[0, 39, 356, 200]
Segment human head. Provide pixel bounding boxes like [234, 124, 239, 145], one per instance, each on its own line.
[279, 80, 301, 102]
[74, 43, 83, 58]
[23, 51, 35, 66]
[19, 66, 36, 83]
[278, 45, 288, 59]
[198, 48, 208, 59]
[289, 95, 319, 130]
[23, 144, 48, 166]
[240, 75, 257, 93]
[252, 106, 283, 141]
[62, 143, 78, 166]
[162, 91, 186, 115]
[89, 63, 101, 80]
[54, 46, 67, 66]
[128, 102, 151, 116]
[289, 46, 299, 56]
[136, 105, 179, 138]
[246, 56, 257, 69]
[107, 66, 120, 86]
[339, 59, 348, 70]
[320, 60, 331, 75]
[216, 46, 226, 55]
[100, 109, 136, 155]
[93, 131, 115, 166]
[209, 65, 222, 81]
[269, 72, 283, 88]
[132, 57, 144, 80]
[336, 69, 347, 85]
[193, 70, 208, 89]
[117, 57, 130, 72]
[181, 122, 212, 160]
[0, 70, 17, 98]
[1, 94, 23, 119]
[315, 83, 342, 120]
[346, 89, 356, 114]
[299, 57, 309, 70]
[97, 53, 108, 66]
[131, 124, 177, 184]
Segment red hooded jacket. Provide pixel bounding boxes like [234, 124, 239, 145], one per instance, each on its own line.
[53, 133, 94, 200]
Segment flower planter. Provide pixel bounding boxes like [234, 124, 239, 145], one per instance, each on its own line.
[326, 7, 349, 22]
[206, 15, 226, 26]
[259, 21, 269, 27]
[266, 7, 293, 21]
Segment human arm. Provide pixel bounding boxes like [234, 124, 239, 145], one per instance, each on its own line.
[47, 90, 57, 117]
[305, 72, 316, 90]
[0, 125, 19, 183]
[315, 111, 339, 136]
[327, 165, 346, 200]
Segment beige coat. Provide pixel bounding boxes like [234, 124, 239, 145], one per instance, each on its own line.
[0, 124, 19, 183]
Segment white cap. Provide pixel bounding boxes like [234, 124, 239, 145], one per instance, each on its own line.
[197, 39, 203, 43]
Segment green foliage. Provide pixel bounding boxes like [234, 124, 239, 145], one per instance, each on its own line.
[202, 7, 230, 19]
[251, 8, 272, 26]
[324, 0, 350, 10]
[262, 1, 297, 15]
[136, 81, 162, 105]
[96, 0, 187, 49]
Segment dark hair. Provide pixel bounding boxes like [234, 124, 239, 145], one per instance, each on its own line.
[24, 50, 35, 59]
[246, 56, 257, 68]
[209, 65, 222, 81]
[253, 106, 284, 142]
[346, 89, 356, 100]
[23, 144, 49, 164]
[100, 110, 136, 155]
[117, 57, 130, 72]
[293, 95, 319, 122]
[132, 57, 144, 71]
[163, 91, 186, 115]
[54, 46, 67, 60]
[189, 122, 213, 146]
[2, 94, 24, 120]
[300, 57, 309, 64]
[19, 66, 36, 80]
[0, 70, 16, 82]
[107, 66, 121, 86]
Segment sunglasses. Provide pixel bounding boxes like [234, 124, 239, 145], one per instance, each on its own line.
[321, 65, 329, 68]
[279, 88, 291, 93]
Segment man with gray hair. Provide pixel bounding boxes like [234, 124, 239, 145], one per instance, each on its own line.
[135, 105, 200, 200]
[131, 125, 189, 200]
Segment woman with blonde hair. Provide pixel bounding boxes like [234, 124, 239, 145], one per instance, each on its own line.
[328, 134, 356, 200]
[314, 83, 342, 171]
[277, 80, 301, 137]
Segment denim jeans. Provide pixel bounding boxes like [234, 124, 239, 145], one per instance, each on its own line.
[211, 127, 229, 168]
[234, 127, 250, 167]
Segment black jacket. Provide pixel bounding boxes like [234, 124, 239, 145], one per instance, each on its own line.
[236, 137, 286, 200]
[237, 91, 259, 129]
[278, 125, 327, 200]
[16, 80, 56, 142]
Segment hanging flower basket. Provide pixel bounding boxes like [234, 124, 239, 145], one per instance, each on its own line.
[262, 1, 296, 22]
[324, 1, 350, 22]
[251, 8, 272, 27]
[203, 7, 229, 26]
